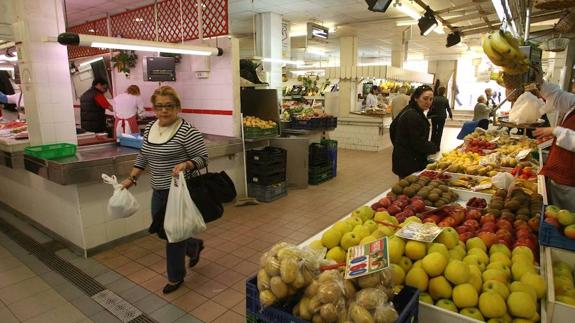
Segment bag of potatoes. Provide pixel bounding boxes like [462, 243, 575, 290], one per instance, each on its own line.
[257, 242, 326, 308]
[293, 270, 351, 323]
[347, 288, 398, 323]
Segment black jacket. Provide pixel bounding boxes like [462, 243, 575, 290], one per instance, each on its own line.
[80, 87, 106, 132]
[391, 105, 439, 178]
[427, 95, 452, 119]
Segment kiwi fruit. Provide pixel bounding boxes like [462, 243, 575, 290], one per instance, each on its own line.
[434, 200, 446, 207]
[399, 179, 410, 187]
[496, 189, 508, 198]
[411, 184, 422, 192]
[504, 200, 521, 212]
[428, 193, 440, 202]
[517, 207, 530, 216]
[439, 185, 449, 192]
[424, 200, 433, 207]
[487, 208, 501, 217]
[406, 175, 418, 183]
[392, 184, 403, 195]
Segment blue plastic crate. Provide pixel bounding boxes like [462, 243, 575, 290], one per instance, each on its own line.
[246, 276, 419, 323]
[118, 134, 144, 149]
[539, 217, 575, 252]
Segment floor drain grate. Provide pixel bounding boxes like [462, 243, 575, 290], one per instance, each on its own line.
[0, 217, 158, 323]
[92, 290, 143, 322]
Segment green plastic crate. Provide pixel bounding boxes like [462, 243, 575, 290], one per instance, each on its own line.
[24, 143, 77, 160]
[244, 126, 278, 139]
[309, 164, 333, 185]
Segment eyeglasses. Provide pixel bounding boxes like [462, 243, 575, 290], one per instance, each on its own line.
[153, 104, 177, 111]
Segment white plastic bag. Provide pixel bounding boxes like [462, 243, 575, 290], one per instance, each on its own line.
[164, 172, 206, 243]
[508, 92, 544, 124]
[102, 174, 140, 219]
[491, 172, 515, 190]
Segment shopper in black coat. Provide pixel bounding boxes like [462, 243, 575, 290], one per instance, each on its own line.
[427, 86, 452, 148]
[391, 85, 439, 179]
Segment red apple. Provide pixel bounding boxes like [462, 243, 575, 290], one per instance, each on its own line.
[443, 217, 457, 227]
[388, 204, 402, 216]
[564, 225, 575, 239]
[481, 214, 496, 225]
[516, 223, 531, 232]
[423, 217, 437, 224]
[386, 192, 397, 201]
[379, 197, 392, 208]
[496, 229, 513, 241]
[500, 213, 515, 223]
[410, 199, 427, 213]
[545, 217, 561, 229]
[480, 222, 497, 233]
[513, 219, 527, 229]
[496, 219, 513, 232]
[516, 229, 532, 240]
[477, 231, 498, 248]
[451, 209, 467, 224]
[403, 208, 416, 217]
[397, 195, 410, 201]
[466, 209, 482, 221]
[463, 219, 480, 230]
[456, 226, 470, 234]
[514, 239, 536, 253]
[497, 238, 512, 249]
[371, 203, 382, 211]
[528, 217, 540, 232]
[376, 208, 388, 212]
[459, 232, 474, 242]
[545, 210, 558, 220]
[438, 221, 452, 228]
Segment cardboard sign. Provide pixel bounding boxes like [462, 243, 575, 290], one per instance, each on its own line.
[395, 222, 443, 243]
[345, 237, 390, 279]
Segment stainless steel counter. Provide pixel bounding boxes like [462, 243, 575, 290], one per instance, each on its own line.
[0, 138, 29, 169]
[23, 134, 243, 185]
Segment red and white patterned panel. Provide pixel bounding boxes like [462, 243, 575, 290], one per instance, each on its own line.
[157, 0, 183, 42]
[180, 0, 199, 41]
[67, 18, 108, 59]
[202, 0, 228, 38]
[110, 5, 156, 41]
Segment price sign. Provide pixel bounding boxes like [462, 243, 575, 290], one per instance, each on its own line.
[345, 237, 390, 279]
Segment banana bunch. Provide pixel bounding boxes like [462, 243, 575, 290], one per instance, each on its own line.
[482, 30, 529, 75]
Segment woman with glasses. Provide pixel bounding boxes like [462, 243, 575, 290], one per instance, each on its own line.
[121, 86, 208, 294]
[390, 85, 439, 179]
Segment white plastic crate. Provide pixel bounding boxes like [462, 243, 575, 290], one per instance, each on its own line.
[545, 246, 575, 323]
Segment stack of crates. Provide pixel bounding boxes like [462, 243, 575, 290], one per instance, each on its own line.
[246, 147, 287, 202]
[309, 142, 335, 185]
[321, 139, 338, 177]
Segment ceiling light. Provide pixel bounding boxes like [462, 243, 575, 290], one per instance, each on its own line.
[79, 57, 104, 67]
[57, 33, 223, 56]
[446, 31, 461, 47]
[365, 0, 393, 12]
[491, 0, 517, 34]
[396, 4, 421, 20]
[306, 47, 327, 56]
[134, 18, 144, 22]
[261, 58, 304, 66]
[418, 9, 438, 36]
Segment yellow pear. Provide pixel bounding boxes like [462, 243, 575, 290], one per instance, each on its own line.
[405, 241, 427, 261]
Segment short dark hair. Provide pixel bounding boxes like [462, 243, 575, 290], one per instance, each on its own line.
[92, 78, 108, 87]
[438, 86, 446, 96]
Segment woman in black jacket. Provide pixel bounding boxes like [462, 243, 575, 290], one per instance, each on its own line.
[391, 85, 439, 179]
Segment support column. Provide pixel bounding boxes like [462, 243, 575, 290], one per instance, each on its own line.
[255, 12, 283, 92]
[339, 36, 358, 115]
[391, 33, 406, 68]
[12, 0, 77, 145]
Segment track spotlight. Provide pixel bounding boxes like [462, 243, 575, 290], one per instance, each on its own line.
[365, 0, 393, 12]
[418, 9, 438, 36]
[446, 31, 461, 47]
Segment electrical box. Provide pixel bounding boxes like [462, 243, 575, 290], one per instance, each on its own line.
[519, 46, 542, 84]
[143, 57, 176, 82]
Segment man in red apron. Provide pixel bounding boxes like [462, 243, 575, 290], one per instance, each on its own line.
[112, 85, 145, 137]
[534, 77, 575, 211]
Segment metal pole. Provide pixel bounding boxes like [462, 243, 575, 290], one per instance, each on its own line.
[524, 0, 532, 41]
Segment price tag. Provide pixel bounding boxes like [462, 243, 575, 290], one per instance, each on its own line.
[515, 149, 531, 161]
[395, 222, 443, 243]
[489, 136, 500, 143]
[345, 237, 390, 279]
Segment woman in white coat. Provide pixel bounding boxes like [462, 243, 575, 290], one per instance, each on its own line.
[113, 85, 144, 137]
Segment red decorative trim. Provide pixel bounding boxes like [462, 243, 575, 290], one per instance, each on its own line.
[74, 105, 232, 115]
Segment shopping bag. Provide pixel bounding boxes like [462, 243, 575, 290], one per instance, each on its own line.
[509, 92, 544, 124]
[102, 174, 140, 219]
[164, 172, 207, 243]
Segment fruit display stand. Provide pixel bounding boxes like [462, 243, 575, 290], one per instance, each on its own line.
[544, 246, 575, 323]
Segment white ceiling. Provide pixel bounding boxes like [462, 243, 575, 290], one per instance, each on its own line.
[63, 0, 556, 63]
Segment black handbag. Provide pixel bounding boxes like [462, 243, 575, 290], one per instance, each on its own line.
[187, 172, 224, 223]
[203, 171, 237, 203]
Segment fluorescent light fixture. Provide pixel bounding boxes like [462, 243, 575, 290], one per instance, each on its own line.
[306, 47, 327, 56]
[358, 62, 390, 66]
[57, 33, 223, 56]
[418, 10, 438, 36]
[365, 0, 393, 12]
[396, 20, 418, 26]
[79, 57, 104, 67]
[261, 57, 304, 66]
[396, 4, 421, 20]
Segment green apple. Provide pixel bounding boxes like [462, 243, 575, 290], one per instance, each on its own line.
[479, 291, 507, 318]
[309, 240, 324, 251]
[390, 264, 405, 285]
[419, 292, 433, 304]
[332, 221, 353, 235]
[520, 272, 547, 299]
[511, 246, 533, 263]
[511, 261, 536, 281]
[466, 237, 487, 253]
[453, 243, 466, 254]
[558, 209, 575, 226]
[507, 291, 536, 319]
[321, 229, 342, 249]
[486, 262, 511, 279]
[510, 281, 536, 302]
[405, 267, 429, 292]
[490, 253, 512, 267]
[374, 211, 391, 222]
[557, 295, 575, 306]
[412, 259, 423, 269]
[422, 252, 448, 277]
[389, 236, 405, 264]
[378, 225, 396, 236]
[352, 225, 370, 240]
[340, 232, 361, 250]
[483, 280, 510, 299]
[405, 240, 427, 260]
[445, 260, 470, 285]
[512, 254, 533, 266]
[489, 243, 511, 258]
[362, 220, 379, 234]
[360, 235, 377, 245]
[404, 216, 422, 224]
[449, 249, 464, 261]
[458, 240, 467, 251]
[554, 261, 573, 277]
[554, 275, 575, 295]
[427, 243, 450, 259]
[352, 205, 375, 222]
[435, 299, 458, 312]
[429, 276, 452, 300]
[453, 283, 478, 308]
[464, 255, 486, 272]
[399, 256, 413, 273]
[371, 229, 386, 239]
[460, 307, 485, 321]
[482, 269, 508, 284]
[436, 227, 459, 249]
[325, 246, 346, 263]
[346, 216, 363, 227]
[468, 265, 483, 292]
[468, 248, 490, 265]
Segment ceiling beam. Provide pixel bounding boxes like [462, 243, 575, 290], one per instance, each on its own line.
[445, 11, 496, 24]
[435, 0, 490, 14]
[459, 10, 565, 36]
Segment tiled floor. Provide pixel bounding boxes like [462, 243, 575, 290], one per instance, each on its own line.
[0, 127, 462, 323]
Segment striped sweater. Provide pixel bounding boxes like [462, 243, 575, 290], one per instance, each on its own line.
[134, 119, 208, 190]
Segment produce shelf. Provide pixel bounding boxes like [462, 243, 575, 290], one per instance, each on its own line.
[544, 246, 575, 323]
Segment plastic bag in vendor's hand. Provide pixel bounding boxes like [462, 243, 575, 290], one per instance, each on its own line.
[508, 92, 544, 124]
[102, 174, 140, 219]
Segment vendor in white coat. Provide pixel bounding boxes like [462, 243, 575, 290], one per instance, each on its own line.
[112, 85, 145, 137]
[533, 71, 575, 211]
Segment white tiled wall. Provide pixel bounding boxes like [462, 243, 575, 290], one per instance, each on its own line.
[330, 124, 392, 152]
